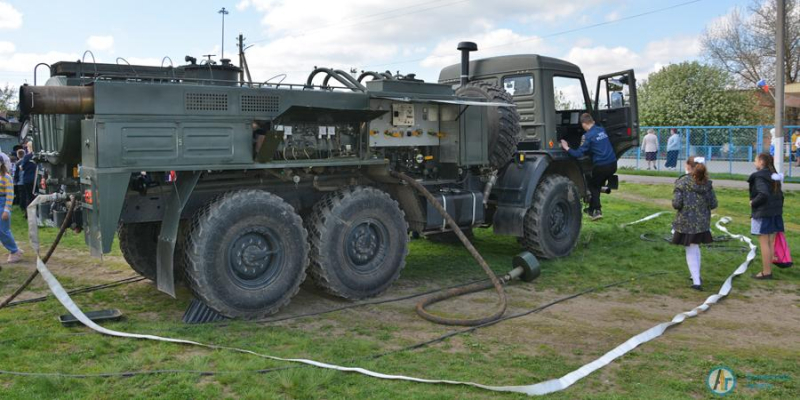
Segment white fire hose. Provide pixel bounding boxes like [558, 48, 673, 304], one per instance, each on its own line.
[27, 204, 756, 396]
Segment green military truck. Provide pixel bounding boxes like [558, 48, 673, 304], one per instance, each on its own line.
[18, 42, 638, 319]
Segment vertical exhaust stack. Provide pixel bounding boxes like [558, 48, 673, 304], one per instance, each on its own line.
[457, 41, 477, 87]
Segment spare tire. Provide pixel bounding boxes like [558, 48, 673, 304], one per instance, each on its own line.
[456, 81, 521, 169]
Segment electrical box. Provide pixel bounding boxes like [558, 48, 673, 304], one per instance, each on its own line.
[368, 100, 442, 148]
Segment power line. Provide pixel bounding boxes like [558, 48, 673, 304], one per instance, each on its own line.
[358, 0, 704, 69]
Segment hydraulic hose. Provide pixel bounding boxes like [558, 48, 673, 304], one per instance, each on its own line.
[390, 171, 509, 326]
[0, 198, 76, 310]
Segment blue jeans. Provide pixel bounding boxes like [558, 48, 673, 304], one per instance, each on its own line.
[0, 210, 19, 253]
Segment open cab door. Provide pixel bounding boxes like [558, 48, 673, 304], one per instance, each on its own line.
[594, 70, 638, 158]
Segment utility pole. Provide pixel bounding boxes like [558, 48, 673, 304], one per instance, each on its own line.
[237, 33, 253, 85]
[238, 33, 244, 84]
[775, 0, 785, 174]
[218, 7, 229, 60]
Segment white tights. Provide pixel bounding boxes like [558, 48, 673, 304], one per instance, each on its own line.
[685, 244, 701, 285]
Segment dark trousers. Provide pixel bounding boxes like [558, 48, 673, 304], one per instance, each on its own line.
[589, 163, 617, 212]
[665, 150, 679, 168]
[19, 182, 34, 214]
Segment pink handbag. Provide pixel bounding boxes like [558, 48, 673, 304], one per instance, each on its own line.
[773, 232, 793, 268]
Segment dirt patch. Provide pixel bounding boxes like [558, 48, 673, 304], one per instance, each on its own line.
[613, 191, 673, 208]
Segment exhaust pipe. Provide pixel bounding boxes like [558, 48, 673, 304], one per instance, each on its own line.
[457, 41, 477, 87]
[19, 85, 95, 115]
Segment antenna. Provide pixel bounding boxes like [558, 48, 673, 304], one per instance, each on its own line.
[218, 7, 229, 59]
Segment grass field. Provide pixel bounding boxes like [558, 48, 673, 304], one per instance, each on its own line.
[0, 183, 797, 399]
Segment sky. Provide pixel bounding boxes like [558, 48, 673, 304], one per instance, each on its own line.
[0, 0, 753, 101]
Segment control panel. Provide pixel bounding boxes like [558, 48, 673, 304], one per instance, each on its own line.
[368, 99, 443, 148]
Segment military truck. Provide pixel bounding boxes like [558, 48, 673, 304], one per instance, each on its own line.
[18, 42, 638, 319]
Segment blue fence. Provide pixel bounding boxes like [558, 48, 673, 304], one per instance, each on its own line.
[619, 125, 800, 177]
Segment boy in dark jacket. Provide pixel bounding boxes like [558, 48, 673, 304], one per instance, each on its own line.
[748, 153, 784, 280]
[671, 156, 717, 290]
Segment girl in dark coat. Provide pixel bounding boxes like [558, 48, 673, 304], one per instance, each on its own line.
[748, 153, 784, 280]
[671, 156, 718, 290]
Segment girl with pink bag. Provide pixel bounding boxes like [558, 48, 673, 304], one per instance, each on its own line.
[748, 153, 786, 279]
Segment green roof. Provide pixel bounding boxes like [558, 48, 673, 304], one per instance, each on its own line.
[438, 54, 582, 83]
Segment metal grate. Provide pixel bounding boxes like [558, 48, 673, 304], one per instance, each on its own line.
[241, 95, 280, 113]
[185, 92, 228, 111]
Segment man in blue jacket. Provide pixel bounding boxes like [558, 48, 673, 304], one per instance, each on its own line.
[560, 113, 617, 221]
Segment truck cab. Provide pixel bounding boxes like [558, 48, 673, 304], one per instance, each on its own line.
[439, 54, 639, 259]
[438, 54, 638, 161]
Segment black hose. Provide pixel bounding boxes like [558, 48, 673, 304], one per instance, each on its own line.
[306, 67, 365, 92]
[0, 271, 668, 379]
[3, 276, 145, 308]
[0, 199, 76, 310]
[390, 171, 508, 326]
[357, 71, 384, 83]
[321, 69, 366, 91]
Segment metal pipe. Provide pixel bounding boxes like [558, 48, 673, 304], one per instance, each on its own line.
[775, 0, 786, 174]
[457, 41, 477, 87]
[19, 85, 95, 115]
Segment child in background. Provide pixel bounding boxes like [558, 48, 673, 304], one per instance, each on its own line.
[749, 153, 785, 280]
[0, 160, 23, 266]
[671, 156, 718, 290]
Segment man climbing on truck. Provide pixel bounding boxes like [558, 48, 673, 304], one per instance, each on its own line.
[560, 113, 617, 221]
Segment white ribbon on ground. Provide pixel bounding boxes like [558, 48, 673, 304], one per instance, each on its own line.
[30, 211, 755, 396]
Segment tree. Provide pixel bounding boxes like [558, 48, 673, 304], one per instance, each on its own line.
[701, 0, 799, 88]
[0, 84, 15, 112]
[638, 62, 763, 126]
[554, 89, 577, 110]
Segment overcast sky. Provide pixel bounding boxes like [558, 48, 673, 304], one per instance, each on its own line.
[1, 0, 749, 94]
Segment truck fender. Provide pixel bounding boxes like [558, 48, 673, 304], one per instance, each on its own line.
[491, 156, 549, 237]
[491, 156, 588, 237]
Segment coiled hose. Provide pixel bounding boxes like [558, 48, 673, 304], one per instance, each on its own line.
[0, 199, 76, 310]
[390, 171, 511, 326]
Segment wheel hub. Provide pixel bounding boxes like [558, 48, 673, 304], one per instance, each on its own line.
[345, 219, 387, 271]
[228, 229, 281, 287]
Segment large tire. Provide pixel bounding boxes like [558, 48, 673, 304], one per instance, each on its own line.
[118, 222, 187, 283]
[519, 175, 582, 259]
[426, 228, 474, 244]
[183, 190, 308, 319]
[118, 222, 160, 281]
[306, 186, 408, 299]
[456, 81, 521, 169]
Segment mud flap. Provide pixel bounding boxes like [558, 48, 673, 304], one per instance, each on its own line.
[156, 171, 201, 297]
[82, 171, 130, 257]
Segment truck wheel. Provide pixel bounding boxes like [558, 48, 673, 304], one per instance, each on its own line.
[183, 190, 308, 319]
[456, 81, 521, 169]
[519, 175, 582, 259]
[118, 222, 159, 281]
[119, 222, 188, 283]
[426, 228, 474, 244]
[306, 186, 408, 299]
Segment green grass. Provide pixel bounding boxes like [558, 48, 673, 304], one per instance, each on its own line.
[618, 166, 800, 183]
[0, 185, 797, 399]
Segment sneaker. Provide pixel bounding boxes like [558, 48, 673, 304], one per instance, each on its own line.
[7, 250, 23, 263]
[690, 284, 703, 291]
[590, 210, 603, 221]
